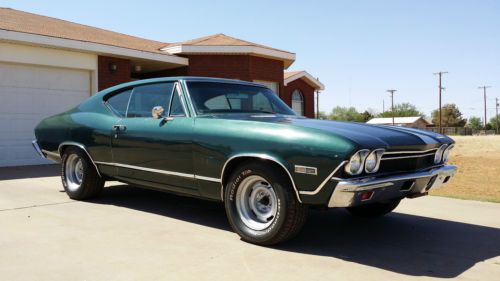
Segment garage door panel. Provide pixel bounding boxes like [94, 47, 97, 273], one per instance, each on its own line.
[0, 63, 90, 91]
[0, 62, 91, 167]
[0, 86, 87, 115]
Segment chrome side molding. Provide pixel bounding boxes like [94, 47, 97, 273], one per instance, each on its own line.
[93, 161, 221, 183]
[299, 161, 347, 196]
[58, 142, 102, 177]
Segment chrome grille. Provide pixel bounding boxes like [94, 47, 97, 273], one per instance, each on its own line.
[378, 149, 437, 174]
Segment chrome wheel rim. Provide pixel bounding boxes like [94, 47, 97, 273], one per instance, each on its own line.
[65, 154, 83, 191]
[235, 175, 278, 231]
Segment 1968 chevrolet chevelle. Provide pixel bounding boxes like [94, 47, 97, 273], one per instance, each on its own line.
[33, 77, 457, 245]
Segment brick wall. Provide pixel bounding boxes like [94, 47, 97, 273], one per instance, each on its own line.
[98, 56, 131, 91]
[145, 54, 284, 94]
[283, 79, 316, 118]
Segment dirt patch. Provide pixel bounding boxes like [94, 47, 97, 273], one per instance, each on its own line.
[430, 136, 500, 202]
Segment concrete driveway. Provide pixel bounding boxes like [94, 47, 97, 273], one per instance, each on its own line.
[1, 165, 499, 281]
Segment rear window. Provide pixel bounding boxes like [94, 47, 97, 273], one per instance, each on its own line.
[106, 89, 132, 117]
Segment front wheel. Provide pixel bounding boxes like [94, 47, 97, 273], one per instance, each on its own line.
[346, 199, 401, 218]
[61, 147, 104, 200]
[224, 161, 308, 246]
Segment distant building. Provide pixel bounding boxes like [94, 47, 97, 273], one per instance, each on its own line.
[366, 116, 431, 129]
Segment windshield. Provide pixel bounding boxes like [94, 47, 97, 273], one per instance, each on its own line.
[186, 82, 296, 116]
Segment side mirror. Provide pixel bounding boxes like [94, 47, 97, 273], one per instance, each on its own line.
[151, 106, 165, 119]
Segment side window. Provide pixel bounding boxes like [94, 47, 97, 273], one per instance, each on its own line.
[106, 89, 132, 117]
[127, 83, 174, 118]
[204, 95, 230, 111]
[252, 92, 274, 112]
[169, 87, 186, 117]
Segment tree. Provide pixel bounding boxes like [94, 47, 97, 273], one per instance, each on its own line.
[327, 106, 364, 122]
[488, 114, 500, 132]
[361, 110, 374, 122]
[431, 104, 466, 127]
[466, 116, 482, 130]
[317, 111, 328, 120]
[377, 103, 424, 118]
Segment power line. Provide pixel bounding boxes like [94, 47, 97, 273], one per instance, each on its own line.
[478, 85, 491, 128]
[386, 89, 397, 125]
[433, 71, 448, 134]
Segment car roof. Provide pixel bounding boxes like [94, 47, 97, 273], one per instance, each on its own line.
[98, 76, 268, 97]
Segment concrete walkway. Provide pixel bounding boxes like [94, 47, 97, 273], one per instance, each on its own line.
[1, 165, 499, 281]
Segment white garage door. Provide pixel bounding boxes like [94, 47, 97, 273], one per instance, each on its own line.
[0, 62, 91, 167]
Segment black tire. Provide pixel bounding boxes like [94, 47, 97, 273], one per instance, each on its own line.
[224, 161, 308, 246]
[61, 147, 104, 200]
[346, 199, 401, 218]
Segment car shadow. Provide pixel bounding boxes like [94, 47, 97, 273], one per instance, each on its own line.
[0, 164, 59, 180]
[93, 184, 500, 278]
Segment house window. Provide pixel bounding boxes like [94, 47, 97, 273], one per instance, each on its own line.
[292, 89, 304, 116]
[254, 80, 279, 96]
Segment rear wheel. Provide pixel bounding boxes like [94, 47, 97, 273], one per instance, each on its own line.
[61, 147, 104, 200]
[224, 161, 308, 246]
[346, 199, 401, 218]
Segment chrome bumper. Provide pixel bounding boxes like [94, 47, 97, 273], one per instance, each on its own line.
[328, 165, 457, 207]
[32, 140, 45, 158]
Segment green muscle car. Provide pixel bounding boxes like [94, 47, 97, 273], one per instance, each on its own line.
[33, 77, 457, 245]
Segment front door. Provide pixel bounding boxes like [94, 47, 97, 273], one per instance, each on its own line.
[109, 82, 196, 193]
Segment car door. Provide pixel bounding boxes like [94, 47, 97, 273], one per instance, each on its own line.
[110, 82, 196, 194]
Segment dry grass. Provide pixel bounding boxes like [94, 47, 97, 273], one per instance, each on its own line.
[430, 135, 500, 203]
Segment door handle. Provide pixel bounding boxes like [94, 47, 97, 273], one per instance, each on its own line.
[112, 124, 127, 131]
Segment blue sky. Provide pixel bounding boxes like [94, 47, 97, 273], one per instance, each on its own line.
[2, 0, 499, 120]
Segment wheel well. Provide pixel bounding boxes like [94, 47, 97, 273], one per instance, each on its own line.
[220, 156, 301, 202]
[58, 143, 102, 177]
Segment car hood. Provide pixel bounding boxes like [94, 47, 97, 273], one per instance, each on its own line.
[200, 114, 453, 150]
[283, 118, 453, 149]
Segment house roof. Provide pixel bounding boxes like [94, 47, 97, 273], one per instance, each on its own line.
[0, 8, 303, 70]
[162, 33, 296, 68]
[284, 70, 325, 91]
[0, 8, 168, 54]
[367, 116, 430, 125]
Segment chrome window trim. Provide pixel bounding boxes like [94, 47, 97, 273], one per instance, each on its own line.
[168, 82, 189, 117]
[180, 80, 197, 118]
[220, 153, 302, 203]
[93, 161, 221, 183]
[58, 142, 102, 177]
[299, 161, 347, 196]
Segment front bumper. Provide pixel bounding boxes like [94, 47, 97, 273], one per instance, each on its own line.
[328, 165, 457, 207]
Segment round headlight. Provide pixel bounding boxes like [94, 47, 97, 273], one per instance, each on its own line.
[434, 144, 448, 164]
[442, 144, 453, 163]
[365, 149, 385, 173]
[345, 149, 369, 175]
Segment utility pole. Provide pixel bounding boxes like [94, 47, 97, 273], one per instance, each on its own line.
[495, 97, 499, 134]
[433, 71, 448, 134]
[386, 89, 397, 125]
[478, 86, 491, 129]
[383, 99, 385, 112]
